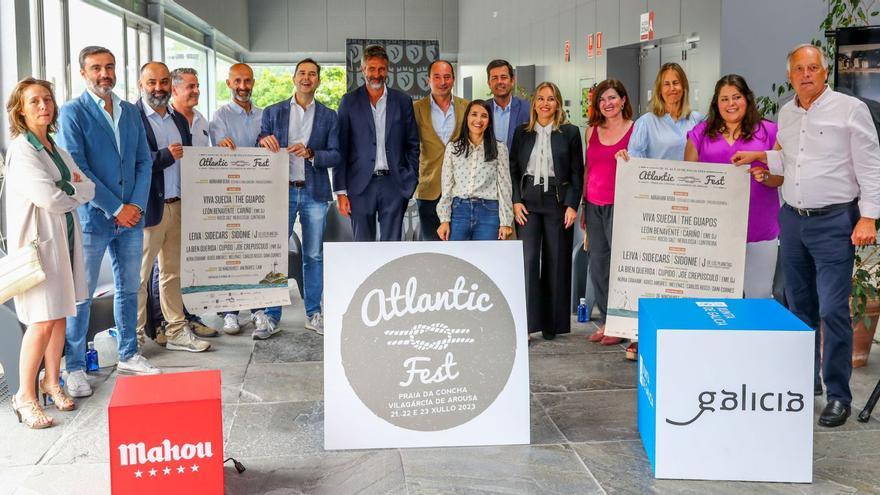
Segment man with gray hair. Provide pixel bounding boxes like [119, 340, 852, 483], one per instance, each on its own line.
[734, 43, 880, 427]
[171, 68, 210, 147]
[135, 61, 210, 353]
[57, 46, 157, 387]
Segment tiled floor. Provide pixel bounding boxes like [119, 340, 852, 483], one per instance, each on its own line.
[2, 292, 880, 494]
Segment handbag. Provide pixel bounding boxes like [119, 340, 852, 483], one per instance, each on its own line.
[0, 164, 47, 304]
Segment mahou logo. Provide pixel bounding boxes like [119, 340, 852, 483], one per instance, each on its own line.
[666, 384, 805, 426]
[118, 439, 214, 466]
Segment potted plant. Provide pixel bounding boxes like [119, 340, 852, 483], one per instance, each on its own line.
[852, 228, 880, 367]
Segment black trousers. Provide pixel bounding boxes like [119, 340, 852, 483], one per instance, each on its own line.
[585, 202, 614, 324]
[417, 198, 441, 241]
[517, 182, 574, 335]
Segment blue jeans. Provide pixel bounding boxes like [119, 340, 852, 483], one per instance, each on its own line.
[224, 185, 328, 321]
[449, 198, 500, 241]
[66, 224, 143, 370]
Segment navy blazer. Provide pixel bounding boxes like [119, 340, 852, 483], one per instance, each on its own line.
[257, 98, 341, 202]
[135, 99, 192, 228]
[509, 123, 584, 210]
[333, 85, 420, 197]
[492, 96, 531, 150]
[56, 92, 152, 232]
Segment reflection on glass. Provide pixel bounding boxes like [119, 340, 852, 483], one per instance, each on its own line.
[164, 35, 208, 115]
[44, 0, 67, 102]
[68, 0, 125, 99]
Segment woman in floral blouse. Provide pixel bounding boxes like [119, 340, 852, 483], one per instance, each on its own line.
[436, 100, 513, 241]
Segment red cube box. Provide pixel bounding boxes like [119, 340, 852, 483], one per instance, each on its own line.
[109, 370, 223, 494]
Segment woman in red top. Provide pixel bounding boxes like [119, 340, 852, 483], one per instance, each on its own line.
[582, 79, 634, 346]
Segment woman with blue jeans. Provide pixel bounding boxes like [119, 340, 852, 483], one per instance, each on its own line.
[436, 100, 513, 241]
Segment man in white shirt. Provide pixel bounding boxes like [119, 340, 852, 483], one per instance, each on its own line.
[738, 44, 880, 427]
[253, 59, 340, 337]
[135, 62, 210, 354]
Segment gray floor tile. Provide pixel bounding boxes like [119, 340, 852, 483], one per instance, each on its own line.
[10, 463, 111, 495]
[225, 401, 323, 458]
[400, 444, 603, 494]
[528, 321, 621, 355]
[239, 362, 323, 403]
[530, 352, 637, 393]
[537, 390, 640, 443]
[223, 450, 406, 495]
[529, 395, 566, 445]
[251, 329, 324, 364]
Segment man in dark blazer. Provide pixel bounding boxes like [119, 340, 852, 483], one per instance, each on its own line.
[255, 58, 340, 337]
[487, 59, 531, 150]
[57, 46, 156, 387]
[135, 61, 210, 354]
[333, 44, 420, 241]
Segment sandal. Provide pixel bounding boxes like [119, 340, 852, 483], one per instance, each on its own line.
[11, 395, 54, 429]
[625, 342, 638, 361]
[39, 379, 76, 412]
[588, 325, 605, 343]
[600, 335, 623, 345]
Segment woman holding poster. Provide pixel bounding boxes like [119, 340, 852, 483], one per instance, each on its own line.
[582, 80, 634, 346]
[436, 100, 514, 241]
[685, 74, 780, 299]
[509, 82, 584, 341]
[615, 62, 702, 361]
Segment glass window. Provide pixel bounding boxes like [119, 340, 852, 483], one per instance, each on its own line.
[68, 0, 125, 99]
[126, 26, 138, 102]
[251, 64, 347, 111]
[214, 54, 236, 112]
[164, 34, 208, 115]
[44, 0, 67, 102]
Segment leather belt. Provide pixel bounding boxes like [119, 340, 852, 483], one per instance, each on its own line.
[164, 197, 181, 204]
[523, 174, 557, 187]
[289, 180, 306, 188]
[785, 199, 857, 217]
[373, 169, 391, 177]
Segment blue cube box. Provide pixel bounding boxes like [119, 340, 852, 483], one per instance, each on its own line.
[638, 298, 814, 482]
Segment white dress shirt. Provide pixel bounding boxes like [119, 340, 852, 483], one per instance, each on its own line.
[142, 100, 183, 200]
[288, 97, 316, 181]
[188, 108, 210, 147]
[430, 96, 456, 145]
[372, 87, 389, 172]
[209, 102, 263, 148]
[767, 87, 880, 218]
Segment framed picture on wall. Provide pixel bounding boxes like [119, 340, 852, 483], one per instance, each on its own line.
[834, 26, 880, 104]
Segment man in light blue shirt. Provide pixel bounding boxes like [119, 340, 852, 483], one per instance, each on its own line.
[135, 61, 210, 354]
[210, 63, 262, 149]
[486, 59, 530, 150]
[413, 60, 468, 240]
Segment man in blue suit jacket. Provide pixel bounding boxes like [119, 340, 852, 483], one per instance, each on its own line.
[253, 58, 340, 337]
[57, 46, 156, 388]
[333, 44, 420, 241]
[487, 59, 531, 150]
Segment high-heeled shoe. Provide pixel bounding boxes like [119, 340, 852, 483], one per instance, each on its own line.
[11, 395, 54, 429]
[39, 379, 76, 412]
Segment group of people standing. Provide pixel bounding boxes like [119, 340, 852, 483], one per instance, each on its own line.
[3, 40, 878, 431]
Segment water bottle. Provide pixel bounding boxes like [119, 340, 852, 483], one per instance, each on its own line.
[94, 329, 119, 368]
[86, 342, 99, 372]
[577, 297, 588, 322]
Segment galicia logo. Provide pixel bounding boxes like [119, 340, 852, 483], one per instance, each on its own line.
[117, 439, 214, 467]
[666, 384, 805, 426]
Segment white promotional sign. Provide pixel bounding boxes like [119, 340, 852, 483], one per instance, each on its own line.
[180, 147, 291, 313]
[324, 241, 530, 450]
[605, 158, 749, 339]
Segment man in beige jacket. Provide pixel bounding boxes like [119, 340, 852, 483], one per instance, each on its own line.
[413, 60, 468, 241]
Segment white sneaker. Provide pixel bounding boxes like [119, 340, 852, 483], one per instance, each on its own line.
[65, 370, 93, 398]
[305, 313, 324, 336]
[223, 314, 241, 335]
[117, 354, 161, 375]
[165, 328, 211, 353]
[252, 311, 280, 340]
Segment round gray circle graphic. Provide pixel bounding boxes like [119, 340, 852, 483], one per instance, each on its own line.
[341, 253, 516, 431]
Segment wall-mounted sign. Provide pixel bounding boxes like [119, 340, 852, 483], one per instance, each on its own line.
[324, 241, 530, 449]
[588, 34, 594, 59]
[564, 40, 571, 62]
[597, 31, 603, 56]
[640, 11, 655, 42]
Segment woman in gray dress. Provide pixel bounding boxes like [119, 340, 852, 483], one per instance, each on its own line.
[4, 78, 94, 428]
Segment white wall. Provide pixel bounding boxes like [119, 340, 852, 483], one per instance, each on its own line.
[174, 0, 250, 48]
[248, 0, 459, 62]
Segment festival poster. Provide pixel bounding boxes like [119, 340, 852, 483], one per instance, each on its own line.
[180, 146, 291, 313]
[604, 158, 750, 339]
[324, 242, 530, 450]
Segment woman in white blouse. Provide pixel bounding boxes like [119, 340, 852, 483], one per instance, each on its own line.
[436, 100, 513, 241]
[4, 78, 95, 428]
